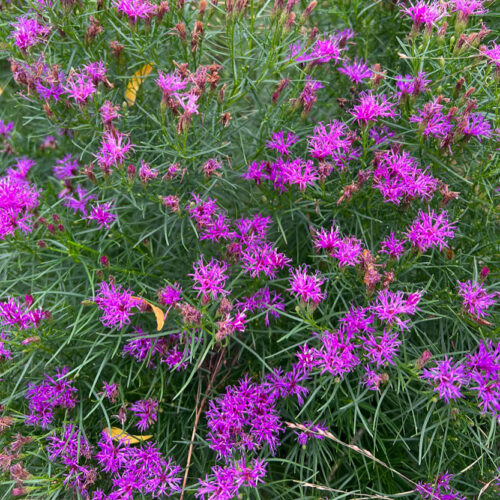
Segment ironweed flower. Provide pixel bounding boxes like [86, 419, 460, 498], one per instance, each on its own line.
[93, 280, 138, 329]
[130, 398, 159, 431]
[421, 356, 468, 402]
[457, 280, 497, 319]
[288, 265, 326, 305]
[405, 209, 456, 252]
[190, 256, 230, 302]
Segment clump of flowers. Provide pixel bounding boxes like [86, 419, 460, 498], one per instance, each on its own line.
[25, 367, 78, 428]
[206, 375, 283, 459]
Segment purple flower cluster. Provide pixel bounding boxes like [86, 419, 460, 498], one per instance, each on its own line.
[10, 16, 50, 50]
[123, 327, 193, 371]
[293, 290, 422, 388]
[290, 30, 352, 65]
[372, 148, 439, 204]
[415, 471, 466, 500]
[0, 295, 50, 330]
[338, 59, 372, 84]
[0, 158, 40, 240]
[350, 92, 397, 127]
[206, 375, 284, 459]
[190, 256, 230, 303]
[312, 222, 364, 267]
[48, 425, 182, 498]
[196, 457, 267, 499]
[25, 367, 78, 428]
[405, 209, 456, 252]
[421, 341, 500, 421]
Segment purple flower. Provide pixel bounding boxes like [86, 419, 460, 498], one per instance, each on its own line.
[196, 458, 267, 499]
[405, 209, 456, 252]
[62, 185, 95, 216]
[138, 161, 159, 184]
[307, 120, 354, 168]
[415, 471, 466, 500]
[370, 289, 422, 331]
[288, 265, 326, 305]
[94, 131, 134, 173]
[315, 329, 360, 378]
[266, 130, 299, 156]
[401, 1, 446, 30]
[113, 0, 157, 23]
[462, 113, 492, 142]
[452, 0, 487, 19]
[86, 202, 117, 229]
[100, 100, 121, 125]
[410, 98, 452, 139]
[25, 367, 78, 428]
[480, 42, 500, 70]
[0, 120, 14, 139]
[10, 16, 50, 50]
[95, 430, 130, 474]
[379, 232, 406, 260]
[240, 241, 291, 279]
[130, 398, 159, 432]
[299, 75, 324, 113]
[53, 154, 79, 180]
[311, 223, 341, 255]
[190, 257, 230, 302]
[93, 280, 138, 329]
[243, 161, 269, 184]
[338, 59, 372, 84]
[46, 423, 92, 463]
[101, 382, 120, 402]
[235, 287, 285, 326]
[457, 280, 497, 319]
[339, 306, 375, 335]
[350, 92, 397, 127]
[156, 70, 188, 98]
[395, 72, 431, 100]
[421, 356, 468, 403]
[362, 330, 401, 367]
[0, 167, 40, 240]
[295, 421, 327, 446]
[334, 236, 364, 267]
[0, 296, 50, 330]
[64, 71, 96, 106]
[158, 283, 182, 306]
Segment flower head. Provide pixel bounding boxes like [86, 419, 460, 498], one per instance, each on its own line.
[457, 280, 497, 319]
[350, 92, 397, 126]
[288, 266, 326, 305]
[190, 257, 230, 302]
[93, 280, 138, 329]
[338, 59, 372, 84]
[130, 398, 159, 432]
[405, 209, 456, 252]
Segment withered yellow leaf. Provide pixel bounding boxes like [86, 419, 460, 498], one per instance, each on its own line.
[125, 63, 154, 106]
[103, 427, 152, 444]
[131, 296, 165, 331]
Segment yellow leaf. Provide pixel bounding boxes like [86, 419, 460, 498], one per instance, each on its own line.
[125, 63, 154, 106]
[131, 296, 165, 331]
[0, 86, 3, 95]
[103, 427, 152, 444]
